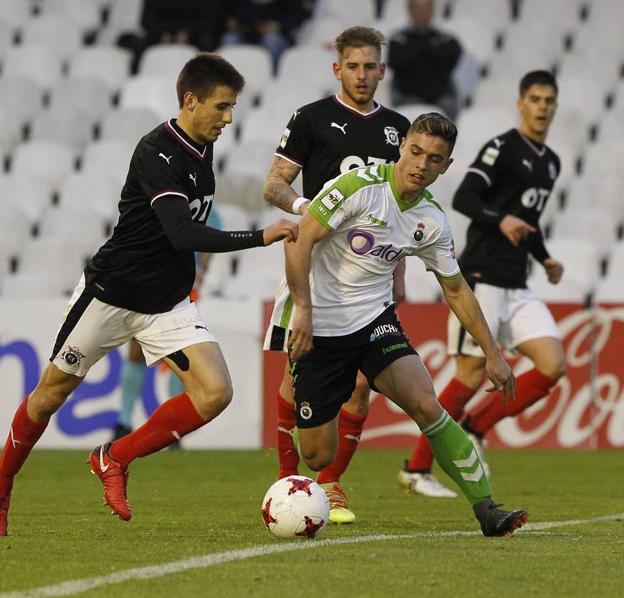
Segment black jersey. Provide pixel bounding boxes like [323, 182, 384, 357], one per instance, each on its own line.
[454, 128, 560, 288]
[85, 120, 216, 314]
[275, 95, 410, 198]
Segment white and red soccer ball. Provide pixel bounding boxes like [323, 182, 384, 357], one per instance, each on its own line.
[261, 475, 329, 539]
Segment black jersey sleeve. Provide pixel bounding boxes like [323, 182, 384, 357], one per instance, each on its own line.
[452, 137, 509, 225]
[275, 108, 313, 168]
[136, 138, 190, 203]
[528, 228, 550, 263]
[152, 195, 264, 252]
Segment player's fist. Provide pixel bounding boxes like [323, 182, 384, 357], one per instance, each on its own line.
[499, 215, 536, 247]
[543, 257, 564, 284]
[263, 219, 298, 245]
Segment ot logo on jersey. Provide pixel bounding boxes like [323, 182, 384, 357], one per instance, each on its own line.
[347, 229, 405, 262]
[520, 187, 550, 212]
[339, 155, 386, 173]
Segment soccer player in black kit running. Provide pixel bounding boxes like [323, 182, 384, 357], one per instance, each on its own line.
[0, 53, 297, 535]
[399, 70, 566, 497]
[263, 27, 410, 523]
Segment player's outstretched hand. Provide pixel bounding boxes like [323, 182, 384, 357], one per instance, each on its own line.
[484, 352, 516, 404]
[288, 310, 313, 360]
[544, 257, 564, 284]
[499, 215, 536, 247]
[263, 219, 298, 245]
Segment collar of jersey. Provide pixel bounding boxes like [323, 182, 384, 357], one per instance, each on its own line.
[332, 94, 382, 117]
[165, 119, 207, 160]
[388, 163, 431, 212]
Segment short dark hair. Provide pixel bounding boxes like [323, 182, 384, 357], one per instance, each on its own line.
[176, 52, 245, 108]
[335, 26, 385, 58]
[519, 70, 558, 97]
[407, 112, 457, 154]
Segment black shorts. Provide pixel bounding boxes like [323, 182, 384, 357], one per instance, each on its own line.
[290, 306, 417, 428]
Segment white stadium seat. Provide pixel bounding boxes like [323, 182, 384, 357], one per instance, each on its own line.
[20, 14, 83, 61]
[404, 259, 443, 302]
[139, 43, 198, 80]
[0, 0, 33, 29]
[0, 105, 23, 157]
[0, 77, 44, 127]
[39, 0, 102, 34]
[100, 107, 162, 144]
[30, 106, 95, 153]
[97, 0, 143, 45]
[119, 75, 178, 121]
[68, 46, 132, 93]
[0, 173, 53, 222]
[537, 238, 601, 291]
[58, 172, 121, 221]
[49, 77, 113, 124]
[81, 140, 135, 187]
[277, 46, 337, 97]
[11, 140, 75, 192]
[3, 45, 64, 89]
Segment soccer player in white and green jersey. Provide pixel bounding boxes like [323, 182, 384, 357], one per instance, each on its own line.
[268, 113, 528, 536]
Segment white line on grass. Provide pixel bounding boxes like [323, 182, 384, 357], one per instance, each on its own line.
[3, 512, 622, 598]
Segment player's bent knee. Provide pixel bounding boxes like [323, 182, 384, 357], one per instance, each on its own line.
[189, 382, 233, 418]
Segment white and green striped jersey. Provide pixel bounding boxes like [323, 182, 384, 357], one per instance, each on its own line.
[269, 162, 460, 338]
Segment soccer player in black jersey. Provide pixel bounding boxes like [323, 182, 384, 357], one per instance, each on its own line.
[400, 71, 566, 497]
[0, 53, 297, 535]
[263, 26, 410, 523]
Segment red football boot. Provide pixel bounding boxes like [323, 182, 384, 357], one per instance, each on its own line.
[88, 443, 132, 521]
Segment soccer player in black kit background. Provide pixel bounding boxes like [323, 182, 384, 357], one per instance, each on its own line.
[0, 53, 297, 535]
[399, 70, 567, 497]
[263, 26, 411, 523]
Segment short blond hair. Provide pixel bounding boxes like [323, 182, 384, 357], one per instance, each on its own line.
[334, 26, 385, 58]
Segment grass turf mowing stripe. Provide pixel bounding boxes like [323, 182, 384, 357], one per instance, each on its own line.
[2, 512, 622, 598]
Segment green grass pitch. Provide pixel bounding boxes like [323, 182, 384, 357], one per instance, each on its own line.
[0, 449, 622, 597]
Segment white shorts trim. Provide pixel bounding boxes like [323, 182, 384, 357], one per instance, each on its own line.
[447, 283, 560, 357]
[51, 276, 217, 377]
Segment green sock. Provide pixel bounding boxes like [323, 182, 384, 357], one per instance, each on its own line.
[423, 411, 491, 505]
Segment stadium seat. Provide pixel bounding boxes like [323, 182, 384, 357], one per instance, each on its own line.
[68, 46, 132, 93]
[594, 242, 624, 303]
[277, 46, 337, 98]
[581, 141, 624, 180]
[0, 105, 23, 158]
[0, 198, 32, 250]
[314, 0, 377, 23]
[1, 270, 72, 297]
[39, 203, 108, 245]
[445, 208, 470, 255]
[139, 43, 198, 80]
[556, 69, 618, 125]
[11, 140, 75, 192]
[240, 104, 288, 145]
[404, 259, 442, 302]
[0, 173, 53, 222]
[0, 77, 43, 128]
[223, 140, 276, 181]
[0, 0, 33, 30]
[99, 107, 161, 144]
[2, 45, 64, 89]
[20, 14, 83, 62]
[538, 238, 601, 290]
[119, 75, 178, 121]
[81, 140, 135, 187]
[39, 0, 102, 35]
[548, 106, 591, 158]
[214, 203, 253, 231]
[30, 106, 95, 153]
[573, 0, 624, 57]
[0, 17, 15, 58]
[58, 172, 121, 221]
[296, 15, 348, 48]
[49, 77, 112, 125]
[565, 174, 623, 221]
[516, 0, 583, 39]
[97, 0, 143, 45]
[528, 269, 589, 302]
[216, 172, 265, 213]
[470, 77, 518, 112]
[550, 206, 618, 259]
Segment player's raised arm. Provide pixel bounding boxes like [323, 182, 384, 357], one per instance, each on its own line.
[284, 212, 330, 360]
[436, 273, 516, 403]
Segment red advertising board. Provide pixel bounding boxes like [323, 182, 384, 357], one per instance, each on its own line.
[262, 302, 624, 449]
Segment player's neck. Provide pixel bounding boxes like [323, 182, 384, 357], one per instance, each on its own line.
[336, 92, 376, 115]
[176, 113, 204, 145]
[518, 123, 547, 144]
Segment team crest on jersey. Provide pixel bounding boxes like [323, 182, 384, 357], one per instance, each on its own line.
[548, 161, 557, 180]
[320, 189, 344, 211]
[279, 127, 291, 148]
[60, 346, 86, 367]
[413, 222, 425, 241]
[299, 402, 313, 420]
[384, 126, 400, 146]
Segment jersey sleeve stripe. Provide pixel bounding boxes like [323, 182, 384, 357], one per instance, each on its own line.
[150, 190, 189, 206]
[274, 152, 303, 168]
[467, 167, 492, 187]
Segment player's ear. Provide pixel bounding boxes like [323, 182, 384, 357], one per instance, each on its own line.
[378, 62, 386, 81]
[184, 91, 197, 112]
[441, 157, 453, 174]
[332, 61, 342, 81]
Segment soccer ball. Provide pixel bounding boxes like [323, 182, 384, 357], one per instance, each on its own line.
[261, 475, 330, 539]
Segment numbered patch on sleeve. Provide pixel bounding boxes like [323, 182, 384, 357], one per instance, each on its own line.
[279, 127, 291, 148]
[481, 146, 500, 166]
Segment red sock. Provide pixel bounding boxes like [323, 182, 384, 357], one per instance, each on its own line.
[316, 408, 367, 485]
[466, 369, 557, 435]
[406, 378, 475, 471]
[276, 392, 299, 478]
[0, 397, 49, 496]
[110, 393, 205, 466]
